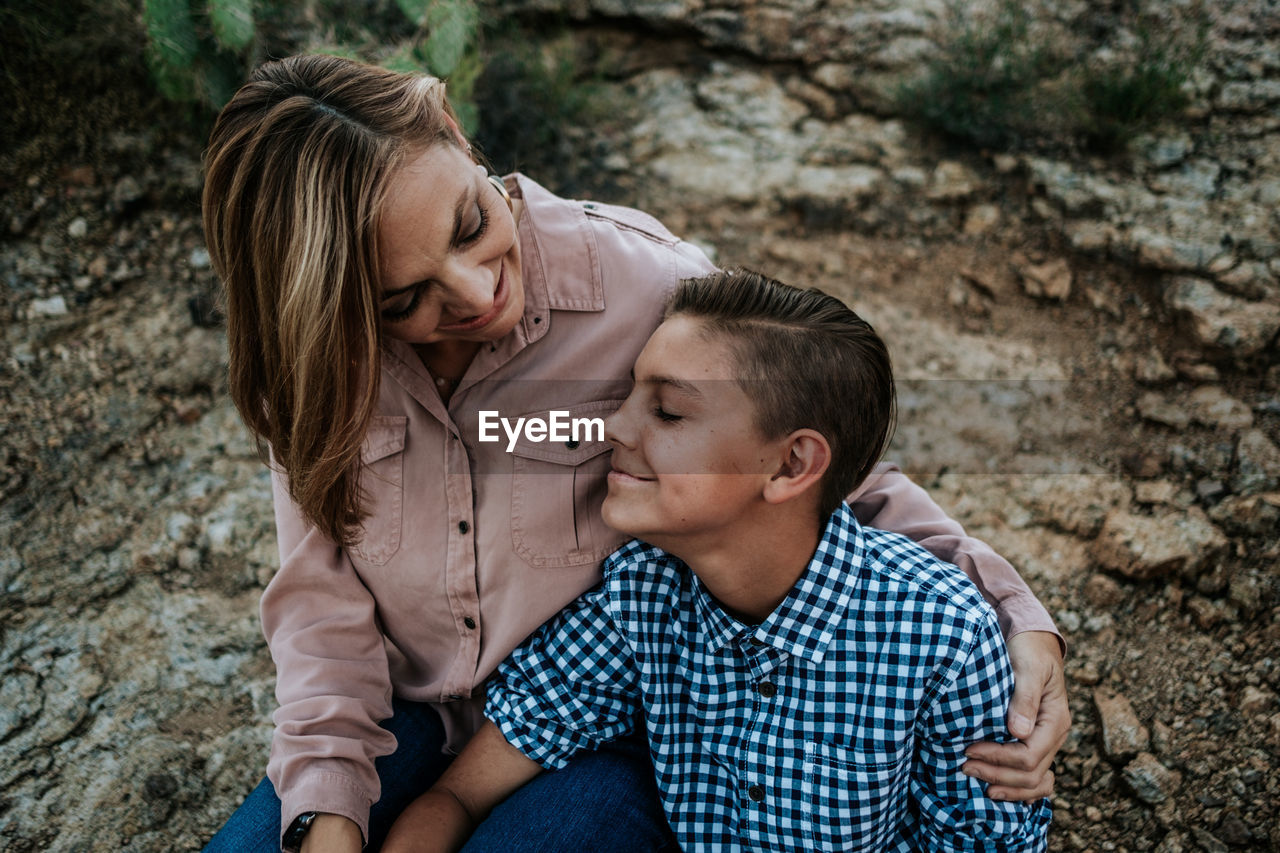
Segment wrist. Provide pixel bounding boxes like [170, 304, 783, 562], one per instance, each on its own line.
[298, 813, 362, 853]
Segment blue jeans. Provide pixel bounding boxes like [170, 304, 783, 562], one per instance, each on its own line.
[203, 697, 676, 852]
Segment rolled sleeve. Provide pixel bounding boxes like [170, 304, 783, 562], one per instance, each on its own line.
[485, 585, 641, 770]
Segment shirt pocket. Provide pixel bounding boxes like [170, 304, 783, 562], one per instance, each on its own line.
[509, 400, 624, 568]
[350, 415, 408, 566]
[801, 741, 910, 852]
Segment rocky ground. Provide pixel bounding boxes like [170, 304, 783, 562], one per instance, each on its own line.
[2, 1, 1279, 851]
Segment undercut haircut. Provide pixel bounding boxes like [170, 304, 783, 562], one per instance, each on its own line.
[666, 268, 896, 517]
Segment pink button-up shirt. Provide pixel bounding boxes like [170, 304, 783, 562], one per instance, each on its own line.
[260, 175, 1059, 840]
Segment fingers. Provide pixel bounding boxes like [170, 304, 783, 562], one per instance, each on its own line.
[985, 769, 1055, 803]
[964, 663, 1071, 801]
[1005, 681, 1041, 741]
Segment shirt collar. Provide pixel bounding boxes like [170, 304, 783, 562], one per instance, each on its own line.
[698, 503, 865, 664]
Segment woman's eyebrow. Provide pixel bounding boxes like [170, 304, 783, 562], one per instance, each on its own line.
[379, 185, 474, 302]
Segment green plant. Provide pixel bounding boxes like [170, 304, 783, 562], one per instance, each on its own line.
[141, 0, 488, 123]
[895, 0, 1068, 150]
[143, 0, 251, 107]
[383, 0, 484, 132]
[472, 29, 603, 178]
[894, 0, 1207, 154]
[1077, 15, 1207, 152]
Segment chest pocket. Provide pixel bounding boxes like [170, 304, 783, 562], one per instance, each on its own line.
[351, 415, 408, 566]
[510, 400, 626, 568]
[801, 741, 910, 852]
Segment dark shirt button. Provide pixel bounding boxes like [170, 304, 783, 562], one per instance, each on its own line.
[463, 617, 476, 630]
[565, 439, 580, 450]
[533, 317, 541, 324]
[747, 784, 765, 802]
[458, 520, 470, 534]
[757, 681, 776, 699]
[445, 693, 465, 701]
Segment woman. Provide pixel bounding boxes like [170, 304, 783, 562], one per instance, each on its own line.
[201, 55, 1067, 853]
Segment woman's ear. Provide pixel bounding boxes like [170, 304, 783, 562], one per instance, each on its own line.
[762, 430, 830, 506]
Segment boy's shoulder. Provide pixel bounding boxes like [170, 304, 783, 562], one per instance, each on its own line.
[852, 524, 993, 630]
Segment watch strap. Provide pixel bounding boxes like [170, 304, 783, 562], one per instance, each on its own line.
[282, 811, 318, 852]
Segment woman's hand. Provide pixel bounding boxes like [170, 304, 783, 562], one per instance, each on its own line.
[300, 814, 363, 853]
[962, 630, 1069, 801]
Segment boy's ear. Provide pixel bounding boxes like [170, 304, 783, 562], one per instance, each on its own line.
[762, 429, 830, 505]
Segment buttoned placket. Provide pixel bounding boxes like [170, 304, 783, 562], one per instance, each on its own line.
[737, 635, 787, 830]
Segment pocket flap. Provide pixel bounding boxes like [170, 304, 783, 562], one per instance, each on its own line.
[504, 400, 620, 466]
[361, 415, 408, 464]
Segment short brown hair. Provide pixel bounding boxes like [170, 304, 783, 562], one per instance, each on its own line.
[666, 269, 896, 517]
[203, 55, 462, 546]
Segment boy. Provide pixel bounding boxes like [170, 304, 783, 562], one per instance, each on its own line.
[385, 269, 1052, 851]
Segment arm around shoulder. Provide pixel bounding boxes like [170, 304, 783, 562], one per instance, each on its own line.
[847, 462, 1061, 647]
[910, 610, 1052, 852]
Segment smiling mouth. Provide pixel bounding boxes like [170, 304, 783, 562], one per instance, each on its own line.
[438, 263, 508, 332]
[609, 465, 655, 483]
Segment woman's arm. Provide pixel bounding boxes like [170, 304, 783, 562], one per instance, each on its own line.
[909, 608, 1052, 852]
[847, 462, 1067, 801]
[264, 464, 398, 847]
[383, 722, 544, 853]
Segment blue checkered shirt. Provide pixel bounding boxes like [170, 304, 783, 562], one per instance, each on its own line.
[486, 503, 1052, 851]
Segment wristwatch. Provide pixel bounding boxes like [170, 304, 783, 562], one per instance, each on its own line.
[282, 811, 317, 852]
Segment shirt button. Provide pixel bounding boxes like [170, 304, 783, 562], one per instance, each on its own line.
[747, 784, 765, 802]
[463, 617, 476, 630]
[565, 439, 580, 450]
[757, 681, 776, 699]
[458, 520, 470, 534]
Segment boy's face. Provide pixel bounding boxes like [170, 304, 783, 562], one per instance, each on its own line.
[602, 315, 784, 552]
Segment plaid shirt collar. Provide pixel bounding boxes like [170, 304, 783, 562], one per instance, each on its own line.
[692, 503, 865, 663]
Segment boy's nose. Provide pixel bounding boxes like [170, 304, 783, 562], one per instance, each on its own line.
[603, 407, 632, 449]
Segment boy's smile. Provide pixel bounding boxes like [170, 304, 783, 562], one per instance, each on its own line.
[602, 315, 785, 556]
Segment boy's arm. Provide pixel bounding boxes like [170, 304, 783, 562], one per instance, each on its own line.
[907, 607, 1052, 853]
[386, 578, 644, 853]
[382, 722, 543, 853]
[848, 462, 1068, 800]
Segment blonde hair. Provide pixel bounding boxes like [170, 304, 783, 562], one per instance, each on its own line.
[203, 55, 462, 546]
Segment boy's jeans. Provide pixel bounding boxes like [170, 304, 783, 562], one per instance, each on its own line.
[202, 697, 676, 852]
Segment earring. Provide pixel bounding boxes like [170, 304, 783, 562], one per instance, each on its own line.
[487, 173, 513, 213]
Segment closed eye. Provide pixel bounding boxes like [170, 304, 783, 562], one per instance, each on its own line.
[459, 202, 489, 247]
[382, 285, 422, 322]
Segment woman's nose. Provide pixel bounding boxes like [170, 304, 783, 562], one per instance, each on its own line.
[441, 263, 494, 319]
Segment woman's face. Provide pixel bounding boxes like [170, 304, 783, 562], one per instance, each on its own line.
[377, 143, 524, 347]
